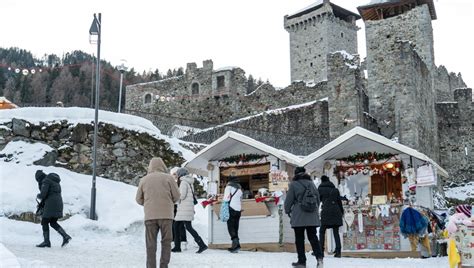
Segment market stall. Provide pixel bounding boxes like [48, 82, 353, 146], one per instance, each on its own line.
[185, 131, 302, 252]
[300, 127, 449, 258]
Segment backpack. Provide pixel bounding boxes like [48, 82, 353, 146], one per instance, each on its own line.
[296, 181, 318, 213]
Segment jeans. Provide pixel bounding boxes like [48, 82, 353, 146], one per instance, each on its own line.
[293, 226, 323, 263]
[145, 219, 173, 268]
[319, 225, 341, 255]
[172, 220, 187, 242]
[227, 208, 241, 240]
[173, 221, 204, 248]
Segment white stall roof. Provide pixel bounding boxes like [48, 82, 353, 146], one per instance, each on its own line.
[185, 131, 301, 176]
[300, 127, 448, 177]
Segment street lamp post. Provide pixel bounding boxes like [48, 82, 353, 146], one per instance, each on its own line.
[117, 61, 128, 113]
[89, 13, 101, 220]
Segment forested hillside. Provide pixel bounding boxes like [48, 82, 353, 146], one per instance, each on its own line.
[0, 47, 184, 110]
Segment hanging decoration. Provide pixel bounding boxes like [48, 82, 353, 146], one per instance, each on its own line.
[219, 154, 268, 164]
[338, 152, 396, 163]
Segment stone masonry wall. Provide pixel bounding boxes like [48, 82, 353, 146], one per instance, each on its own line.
[284, 4, 358, 82]
[367, 40, 438, 160]
[365, 5, 435, 70]
[436, 88, 474, 186]
[433, 65, 467, 102]
[182, 100, 330, 156]
[0, 119, 185, 186]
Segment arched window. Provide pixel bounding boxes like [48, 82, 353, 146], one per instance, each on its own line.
[144, 93, 152, 104]
[192, 82, 199, 95]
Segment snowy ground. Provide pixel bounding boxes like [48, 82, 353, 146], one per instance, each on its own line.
[0, 116, 450, 268]
[445, 181, 474, 201]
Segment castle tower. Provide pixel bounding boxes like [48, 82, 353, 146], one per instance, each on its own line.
[284, 0, 360, 83]
[359, 0, 439, 160]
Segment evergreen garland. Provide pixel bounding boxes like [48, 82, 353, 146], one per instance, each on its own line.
[338, 152, 395, 163]
[220, 154, 267, 164]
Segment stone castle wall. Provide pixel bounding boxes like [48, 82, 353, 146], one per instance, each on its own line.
[433, 65, 466, 102]
[436, 88, 474, 185]
[183, 100, 330, 155]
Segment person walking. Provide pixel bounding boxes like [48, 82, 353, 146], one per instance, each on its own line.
[136, 157, 180, 268]
[172, 168, 208, 254]
[35, 172, 72, 248]
[318, 175, 344, 258]
[223, 175, 243, 253]
[284, 167, 324, 268]
[170, 167, 188, 250]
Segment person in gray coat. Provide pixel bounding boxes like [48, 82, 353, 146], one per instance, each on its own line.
[171, 168, 207, 254]
[35, 172, 71, 248]
[284, 167, 323, 268]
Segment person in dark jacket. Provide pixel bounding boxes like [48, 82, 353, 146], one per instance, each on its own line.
[36, 172, 71, 248]
[284, 167, 324, 268]
[318, 175, 343, 258]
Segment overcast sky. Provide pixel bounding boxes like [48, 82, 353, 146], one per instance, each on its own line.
[2, 0, 473, 88]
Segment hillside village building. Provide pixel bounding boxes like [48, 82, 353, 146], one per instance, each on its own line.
[125, 0, 473, 185]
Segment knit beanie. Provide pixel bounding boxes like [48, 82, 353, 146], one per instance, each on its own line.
[456, 204, 472, 218]
[35, 170, 46, 182]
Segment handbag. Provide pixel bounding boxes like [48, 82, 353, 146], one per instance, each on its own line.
[220, 201, 230, 222]
[220, 188, 238, 222]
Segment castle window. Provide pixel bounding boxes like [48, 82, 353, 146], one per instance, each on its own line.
[144, 93, 152, 104]
[310, 63, 313, 67]
[341, 32, 344, 38]
[217, 76, 225, 89]
[192, 82, 199, 95]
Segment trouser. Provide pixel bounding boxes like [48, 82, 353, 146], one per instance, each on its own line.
[172, 220, 187, 242]
[173, 221, 204, 248]
[319, 225, 341, 255]
[226, 208, 241, 240]
[408, 234, 432, 255]
[145, 219, 173, 268]
[294, 226, 323, 263]
[41, 217, 61, 232]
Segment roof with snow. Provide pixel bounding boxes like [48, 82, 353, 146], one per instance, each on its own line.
[185, 131, 301, 176]
[357, 0, 436, 21]
[300, 126, 448, 177]
[287, 0, 361, 21]
[0, 97, 18, 109]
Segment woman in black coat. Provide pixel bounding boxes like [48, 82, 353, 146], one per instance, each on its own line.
[35, 171, 71, 248]
[318, 175, 343, 258]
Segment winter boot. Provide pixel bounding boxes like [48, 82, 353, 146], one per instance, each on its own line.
[228, 238, 240, 253]
[291, 261, 306, 267]
[334, 250, 341, 258]
[317, 258, 324, 268]
[196, 239, 208, 254]
[36, 230, 51, 248]
[57, 227, 72, 247]
[171, 247, 181, 253]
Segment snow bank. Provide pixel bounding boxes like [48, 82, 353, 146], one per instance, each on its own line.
[0, 140, 54, 165]
[445, 181, 474, 200]
[0, 243, 21, 267]
[0, 107, 195, 161]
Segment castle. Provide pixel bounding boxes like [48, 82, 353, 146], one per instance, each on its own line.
[125, 0, 473, 185]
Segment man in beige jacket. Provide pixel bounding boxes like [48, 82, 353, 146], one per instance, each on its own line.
[136, 157, 180, 268]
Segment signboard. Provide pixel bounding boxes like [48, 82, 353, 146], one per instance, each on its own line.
[269, 170, 289, 191]
[416, 164, 436, 186]
[372, 195, 388, 205]
[220, 164, 269, 177]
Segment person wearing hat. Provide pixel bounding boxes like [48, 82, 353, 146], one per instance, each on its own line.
[35, 172, 72, 248]
[284, 167, 323, 268]
[172, 168, 208, 254]
[223, 173, 243, 253]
